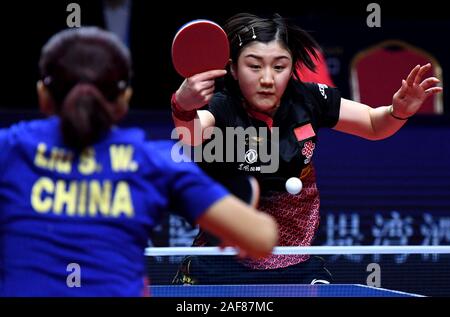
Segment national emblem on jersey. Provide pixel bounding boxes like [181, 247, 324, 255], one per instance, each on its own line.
[294, 123, 316, 141]
[301, 140, 316, 164]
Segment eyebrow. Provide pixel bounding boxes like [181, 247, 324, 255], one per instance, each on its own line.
[244, 54, 291, 61]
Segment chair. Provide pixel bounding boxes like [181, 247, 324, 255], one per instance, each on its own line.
[350, 40, 443, 114]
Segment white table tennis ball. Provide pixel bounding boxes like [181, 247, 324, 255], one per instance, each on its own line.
[285, 177, 302, 195]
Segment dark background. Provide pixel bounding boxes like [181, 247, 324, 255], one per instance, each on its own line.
[0, 0, 449, 114]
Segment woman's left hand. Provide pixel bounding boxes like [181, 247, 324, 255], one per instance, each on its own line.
[391, 63, 443, 118]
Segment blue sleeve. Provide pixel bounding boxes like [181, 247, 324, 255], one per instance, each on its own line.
[145, 141, 229, 224]
[0, 128, 12, 180]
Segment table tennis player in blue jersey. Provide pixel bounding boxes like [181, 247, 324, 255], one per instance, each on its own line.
[0, 27, 278, 296]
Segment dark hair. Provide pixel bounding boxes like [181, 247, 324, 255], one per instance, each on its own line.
[39, 27, 132, 150]
[223, 13, 320, 85]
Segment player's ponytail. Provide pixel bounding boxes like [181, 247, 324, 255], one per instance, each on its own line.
[60, 83, 114, 150]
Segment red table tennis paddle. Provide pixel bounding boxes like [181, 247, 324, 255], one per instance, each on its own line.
[172, 19, 230, 78]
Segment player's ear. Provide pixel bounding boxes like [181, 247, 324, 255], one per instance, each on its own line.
[114, 87, 132, 121]
[122, 86, 133, 105]
[37, 80, 55, 115]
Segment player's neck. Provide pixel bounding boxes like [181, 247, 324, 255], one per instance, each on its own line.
[243, 101, 279, 118]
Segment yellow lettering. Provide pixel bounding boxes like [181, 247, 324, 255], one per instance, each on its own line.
[110, 145, 138, 172]
[34, 143, 72, 173]
[111, 181, 134, 218]
[34, 143, 48, 169]
[31, 177, 54, 213]
[52, 148, 72, 173]
[30, 178, 134, 219]
[79, 148, 98, 175]
[89, 181, 111, 216]
[77, 181, 87, 216]
[53, 180, 77, 215]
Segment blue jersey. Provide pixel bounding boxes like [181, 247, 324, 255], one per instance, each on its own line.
[0, 116, 228, 296]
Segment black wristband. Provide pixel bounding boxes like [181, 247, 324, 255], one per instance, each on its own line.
[389, 105, 411, 120]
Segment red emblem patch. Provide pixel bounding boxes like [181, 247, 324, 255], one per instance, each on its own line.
[294, 123, 316, 141]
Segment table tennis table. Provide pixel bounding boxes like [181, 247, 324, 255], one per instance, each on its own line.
[150, 284, 423, 297]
